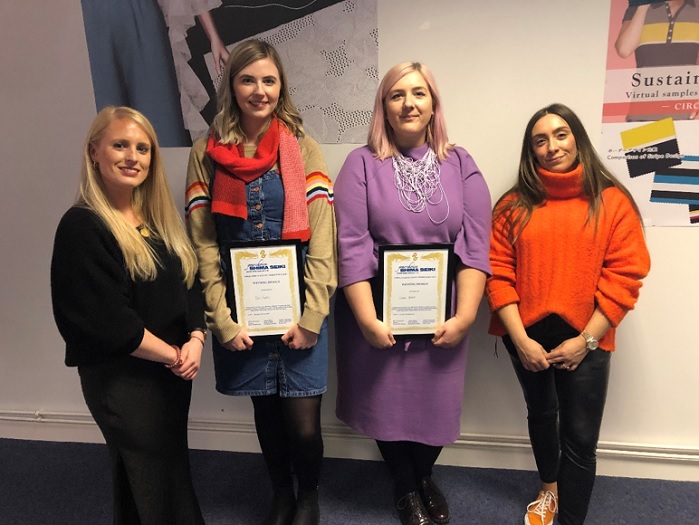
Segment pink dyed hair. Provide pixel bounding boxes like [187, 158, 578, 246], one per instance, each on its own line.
[368, 62, 453, 160]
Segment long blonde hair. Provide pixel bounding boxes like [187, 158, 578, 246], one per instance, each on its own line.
[212, 39, 304, 144]
[79, 106, 198, 286]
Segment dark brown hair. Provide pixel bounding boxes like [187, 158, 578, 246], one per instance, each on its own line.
[494, 103, 642, 242]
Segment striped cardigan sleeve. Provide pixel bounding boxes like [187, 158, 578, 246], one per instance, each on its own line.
[298, 135, 337, 333]
[185, 138, 242, 344]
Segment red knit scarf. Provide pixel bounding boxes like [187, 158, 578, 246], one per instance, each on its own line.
[206, 118, 310, 241]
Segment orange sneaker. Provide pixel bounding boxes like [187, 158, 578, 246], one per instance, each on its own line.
[524, 490, 557, 525]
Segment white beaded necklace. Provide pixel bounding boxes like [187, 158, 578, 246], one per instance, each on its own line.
[392, 147, 449, 224]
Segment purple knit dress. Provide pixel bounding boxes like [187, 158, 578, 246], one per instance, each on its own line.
[334, 143, 492, 445]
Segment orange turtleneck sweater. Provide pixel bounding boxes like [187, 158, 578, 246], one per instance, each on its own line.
[486, 164, 651, 351]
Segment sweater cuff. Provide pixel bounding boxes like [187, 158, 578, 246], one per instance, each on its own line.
[595, 295, 629, 328]
[298, 308, 326, 334]
[210, 317, 242, 345]
[486, 287, 520, 313]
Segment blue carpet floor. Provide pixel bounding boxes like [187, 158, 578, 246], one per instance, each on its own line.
[0, 438, 696, 524]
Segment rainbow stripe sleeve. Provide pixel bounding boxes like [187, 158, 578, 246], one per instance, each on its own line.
[185, 181, 210, 218]
[306, 172, 334, 205]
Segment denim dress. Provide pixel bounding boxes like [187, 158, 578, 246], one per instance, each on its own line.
[212, 169, 328, 397]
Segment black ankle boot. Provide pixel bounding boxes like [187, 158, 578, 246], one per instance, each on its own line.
[418, 476, 449, 524]
[263, 486, 296, 525]
[291, 488, 319, 525]
[395, 491, 430, 525]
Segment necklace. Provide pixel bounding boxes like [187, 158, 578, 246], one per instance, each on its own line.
[392, 148, 449, 224]
[136, 224, 150, 238]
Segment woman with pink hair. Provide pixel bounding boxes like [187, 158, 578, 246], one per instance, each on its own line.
[334, 62, 492, 525]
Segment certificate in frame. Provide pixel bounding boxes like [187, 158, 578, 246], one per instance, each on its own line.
[377, 243, 454, 336]
[222, 240, 305, 337]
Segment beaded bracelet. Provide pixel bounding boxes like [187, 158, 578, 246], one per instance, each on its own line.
[164, 346, 182, 369]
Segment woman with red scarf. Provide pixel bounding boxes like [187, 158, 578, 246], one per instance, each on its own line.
[185, 39, 336, 525]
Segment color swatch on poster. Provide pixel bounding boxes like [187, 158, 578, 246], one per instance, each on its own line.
[689, 204, 699, 224]
[620, 118, 682, 177]
[651, 156, 699, 205]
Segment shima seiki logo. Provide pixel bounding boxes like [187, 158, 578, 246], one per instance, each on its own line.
[246, 250, 287, 271]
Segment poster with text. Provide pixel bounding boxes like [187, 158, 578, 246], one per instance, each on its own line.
[603, 0, 699, 226]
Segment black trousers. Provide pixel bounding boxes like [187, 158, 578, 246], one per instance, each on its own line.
[79, 357, 204, 525]
[503, 314, 611, 525]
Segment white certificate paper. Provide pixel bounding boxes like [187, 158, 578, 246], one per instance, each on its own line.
[228, 243, 302, 337]
[379, 244, 453, 336]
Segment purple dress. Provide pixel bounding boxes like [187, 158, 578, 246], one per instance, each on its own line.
[334, 143, 492, 445]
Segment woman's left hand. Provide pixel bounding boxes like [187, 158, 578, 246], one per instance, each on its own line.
[281, 324, 318, 350]
[432, 315, 471, 349]
[546, 336, 588, 372]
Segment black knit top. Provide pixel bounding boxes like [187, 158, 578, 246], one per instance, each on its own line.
[51, 206, 204, 367]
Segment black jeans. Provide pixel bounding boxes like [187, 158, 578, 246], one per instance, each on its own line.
[503, 314, 611, 525]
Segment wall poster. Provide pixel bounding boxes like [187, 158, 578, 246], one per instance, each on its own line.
[603, 0, 699, 226]
[81, 0, 378, 147]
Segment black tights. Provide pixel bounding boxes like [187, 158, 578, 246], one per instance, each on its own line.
[251, 394, 323, 492]
[376, 440, 443, 498]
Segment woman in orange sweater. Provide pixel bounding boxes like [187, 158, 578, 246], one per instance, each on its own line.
[487, 103, 650, 525]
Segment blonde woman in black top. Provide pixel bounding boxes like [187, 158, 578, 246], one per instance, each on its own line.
[51, 106, 206, 525]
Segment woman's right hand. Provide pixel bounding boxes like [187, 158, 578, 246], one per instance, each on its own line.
[360, 318, 396, 349]
[514, 336, 550, 372]
[496, 304, 548, 372]
[223, 330, 254, 351]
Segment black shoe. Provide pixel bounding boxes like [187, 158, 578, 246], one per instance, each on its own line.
[418, 476, 449, 524]
[291, 489, 319, 525]
[395, 491, 431, 525]
[263, 486, 296, 525]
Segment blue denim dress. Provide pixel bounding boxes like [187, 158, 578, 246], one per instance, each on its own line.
[212, 169, 328, 397]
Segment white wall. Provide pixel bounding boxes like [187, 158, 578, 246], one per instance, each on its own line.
[1, 0, 697, 481]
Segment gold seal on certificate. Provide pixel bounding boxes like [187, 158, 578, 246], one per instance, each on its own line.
[377, 244, 454, 336]
[223, 240, 304, 337]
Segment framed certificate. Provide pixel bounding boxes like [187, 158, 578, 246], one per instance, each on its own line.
[377, 243, 454, 336]
[222, 240, 305, 337]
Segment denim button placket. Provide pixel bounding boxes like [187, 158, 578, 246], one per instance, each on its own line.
[214, 169, 283, 253]
[246, 181, 262, 240]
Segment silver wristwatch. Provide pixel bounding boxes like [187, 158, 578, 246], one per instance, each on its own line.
[580, 329, 599, 351]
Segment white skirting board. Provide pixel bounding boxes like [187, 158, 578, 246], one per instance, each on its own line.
[1, 409, 697, 482]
